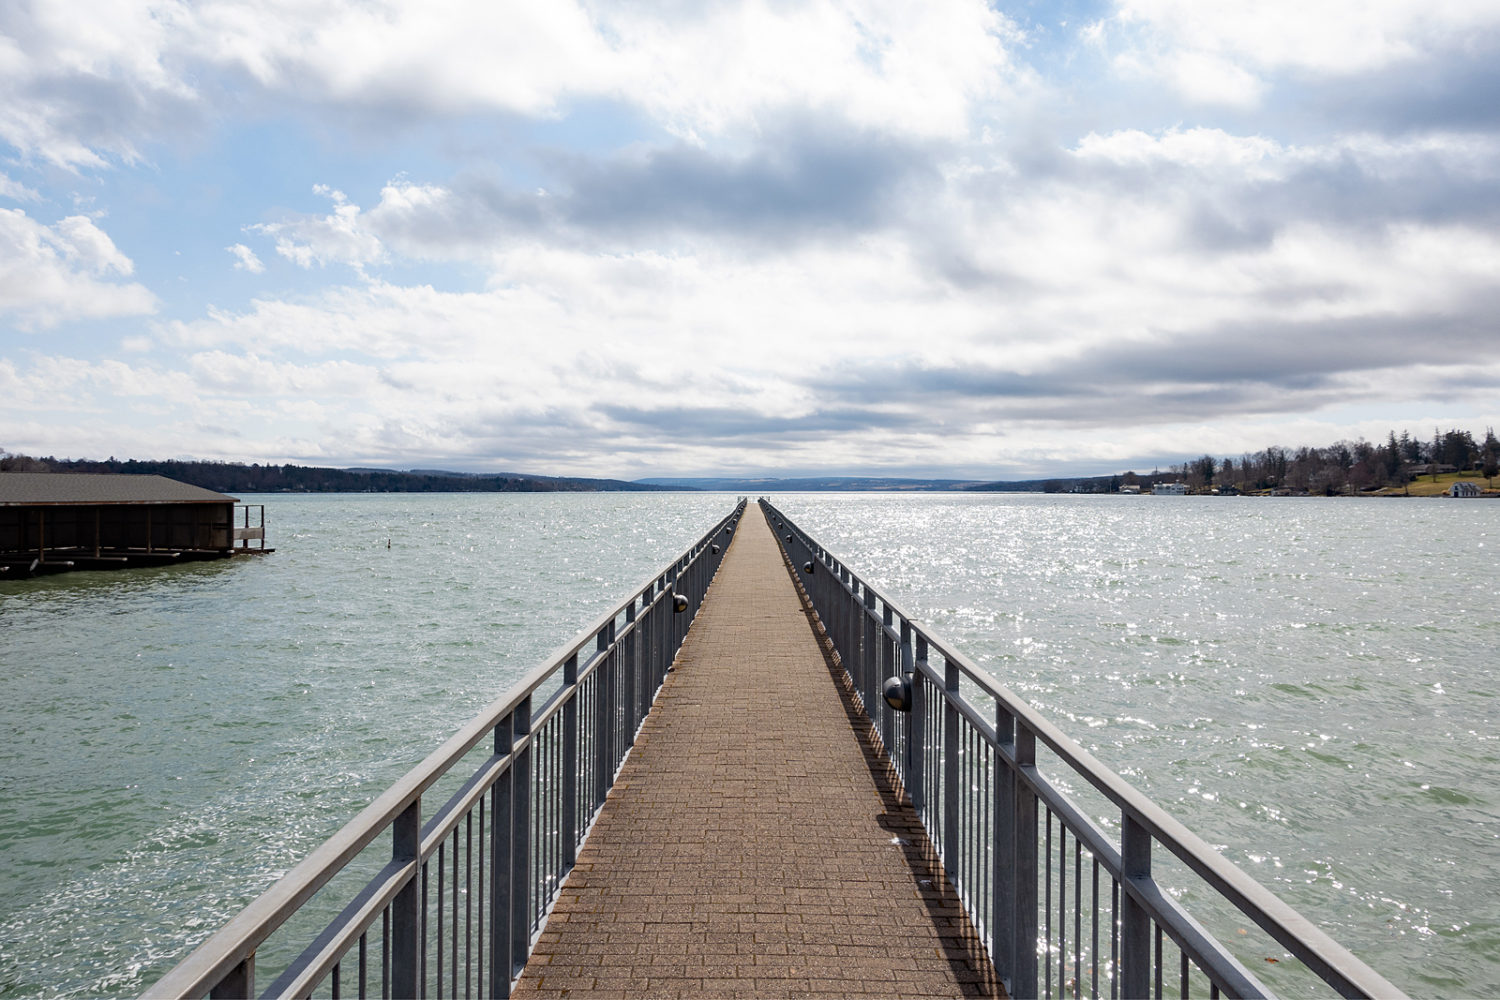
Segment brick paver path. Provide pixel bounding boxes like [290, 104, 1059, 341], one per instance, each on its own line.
[513, 505, 1003, 999]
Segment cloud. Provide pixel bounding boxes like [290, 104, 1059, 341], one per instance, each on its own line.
[0, 0, 200, 168]
[226, 242, 264, 273]
[334, 121, 937, 262]
[0, 0, 1020, 175]
[249, 187, 386, 270]
[0, 171, 39, 201]
[0, 209, 156, 329]
[1099, 0, 1500, 108]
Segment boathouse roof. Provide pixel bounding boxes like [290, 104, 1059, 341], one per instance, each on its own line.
[0, 472, 238, 506]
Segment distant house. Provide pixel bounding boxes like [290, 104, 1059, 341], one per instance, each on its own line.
[1152, 482, 1188, 495]
[1119, 484, 1141, 494]
[0, 472, 262, 576]
[1448, 481, 1482, 498]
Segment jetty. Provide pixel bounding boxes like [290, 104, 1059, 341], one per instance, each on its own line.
[512, 501, 997, 998]
[145, 500, 1405, 1000]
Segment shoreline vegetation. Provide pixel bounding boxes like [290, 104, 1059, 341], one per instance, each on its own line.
[0, 454, 675, 494]
[3, 426, 1497, 497]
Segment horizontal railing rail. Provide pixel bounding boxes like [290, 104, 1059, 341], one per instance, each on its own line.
[145, 499, 747, 1000]
[761, 499, 1406, 1000]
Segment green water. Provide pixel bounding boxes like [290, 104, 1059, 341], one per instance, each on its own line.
[1, 492, 1496, 997]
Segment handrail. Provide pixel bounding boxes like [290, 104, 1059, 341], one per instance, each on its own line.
[761, 499, 1406, 1000]
[145, 499, 746, 999]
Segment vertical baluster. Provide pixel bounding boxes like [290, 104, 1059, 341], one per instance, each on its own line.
[863, 589, 878, 716]
[491, 712, 513, 1000]
[1092, 859, 1100, 1000]
[943, 657, 960, 889]
[994, 702, 1016, 990]
[453, 826, 460, 999]
[1154, 924, 1163, 1000]
[477, 798, 485, 1000]
[624, 602, 638, 741]
[437, 841, 445, 999]
[593, 630, 610, 812]
[466, 811, 473, 1000]
[1075, 838, 1083, 999]
[1059, 825, 1067, 1000]
[1046, 811, 1053, 1000]
[1110, 880, 1118, 1000]
[510, 697, 532, 982]
[360, 931, 368, 1000]
[910, 637, 927, 814]
[1013, 722, 1039, 1000]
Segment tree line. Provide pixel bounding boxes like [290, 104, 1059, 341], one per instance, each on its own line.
[1147, 428, 1499, 495]
[0, 453, 673, 493]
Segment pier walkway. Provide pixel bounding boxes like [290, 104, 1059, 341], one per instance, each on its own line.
[514, 505, 1001, 998]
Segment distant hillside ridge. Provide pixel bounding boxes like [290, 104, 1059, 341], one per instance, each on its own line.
[637, 476, 986, 492]
[1, 456, 682, 494]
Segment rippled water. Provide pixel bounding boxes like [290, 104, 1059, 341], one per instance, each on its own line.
[772, 492, 1500, 998]
[0, 493, 732, 998]
[1, 492, 1495, 997]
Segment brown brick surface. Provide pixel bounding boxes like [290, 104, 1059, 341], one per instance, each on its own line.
[513, 505, 1002, 999]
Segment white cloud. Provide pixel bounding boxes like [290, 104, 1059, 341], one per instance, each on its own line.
[226, 242, 264, 273]
[1101, 0, 1500, 105]
[249, 187, 386, 270]
[0, 0, 197, 168]
[1, 0, 1021, 174]
[1073, 127, 1284, 172]
[0, 171, 40, 202]
[0, 209, 156, 329]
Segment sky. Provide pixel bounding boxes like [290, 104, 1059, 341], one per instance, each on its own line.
[2, 0, 1498, 480]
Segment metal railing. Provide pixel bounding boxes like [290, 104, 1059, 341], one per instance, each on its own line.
[761, 499, 1406, 1000]
[145, 499, 746, 1000]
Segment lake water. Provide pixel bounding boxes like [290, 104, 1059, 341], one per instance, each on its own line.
[1, 492, 1495, 997]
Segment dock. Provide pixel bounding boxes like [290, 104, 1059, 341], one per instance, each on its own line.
[514, 505, 1000, 998]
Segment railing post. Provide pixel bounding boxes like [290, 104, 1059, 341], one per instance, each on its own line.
[624, 602, 639, 740]
[909, 636, 927, 814]
[593, 629, 610, 811]
[208, 958, 253, 999]
[562, 654, 579, 869]
[1013, 722, 1039, 1000]
[887, 618, 909, 758]
[994, 704, 1017, 992]
[510, 697, 532, 983]
[391, 797, 422, 1000]
[491, 712, 514, 999]
[943, 656, 961, 883]
[863, 589, 878, 714]
[1121, 815, 1152, 1000]
[838, 567, 851, 665]
[602, 620, 618, 776]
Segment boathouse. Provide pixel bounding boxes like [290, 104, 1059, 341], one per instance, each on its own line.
[0, 472, 259, 576]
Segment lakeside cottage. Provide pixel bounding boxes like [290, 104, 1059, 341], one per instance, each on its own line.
[1448, 481, 1483, 497]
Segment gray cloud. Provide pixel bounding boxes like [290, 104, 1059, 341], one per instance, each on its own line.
[804, 303, 1500, 428]
[1296, 47, 1500, 134]
[597, 403, 920, 442]
[369, 117, 939, 255]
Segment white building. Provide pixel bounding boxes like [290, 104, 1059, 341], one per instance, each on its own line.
[1152, 482, 1188, 495]
[1448, 481, 1482, 497]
